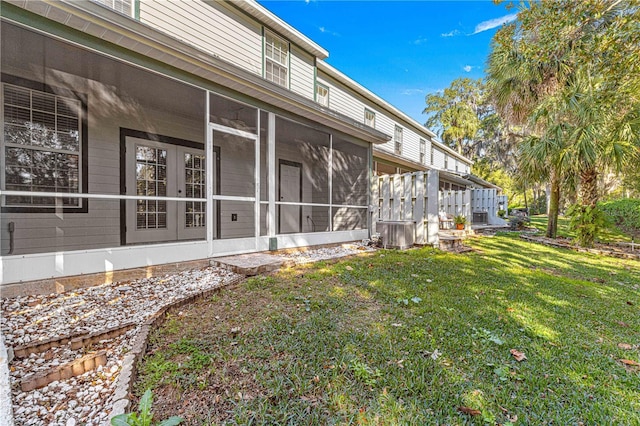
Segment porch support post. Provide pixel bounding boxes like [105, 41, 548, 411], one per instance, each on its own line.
[268, 112, 276, 237]
[425, 169, 439, 246]
[254, 111, 261, 241]
[205, 92, 214, 257]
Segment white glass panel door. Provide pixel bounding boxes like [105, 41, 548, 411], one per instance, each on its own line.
[177, 147, 209, 241]
[125, 137, 206, 244]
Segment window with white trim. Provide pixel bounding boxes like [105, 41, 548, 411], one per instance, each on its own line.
[419, 139, 426, 164]
[264, 31, 289, 88]
[91, 0, 134, 16]
[316, 83, 329, 107]
[2, 83, 82, 208]
[430, 146, 434, 165]
[444, 154, 449, 169]
[394, 125, 403, 155]
[364, 109, 376, 127]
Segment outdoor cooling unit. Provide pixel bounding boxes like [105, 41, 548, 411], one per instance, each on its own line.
[473, 211, 489, 225]
[377, 221, 415, 249]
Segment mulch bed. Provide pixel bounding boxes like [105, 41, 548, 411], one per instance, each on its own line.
[519, 234, 640, 260]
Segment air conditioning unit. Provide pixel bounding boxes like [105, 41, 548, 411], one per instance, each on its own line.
[377, 221, 415, 249]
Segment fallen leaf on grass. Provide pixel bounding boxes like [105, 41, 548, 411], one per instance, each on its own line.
[411, 273, 419, 278]
[627, 301, 634, 306]
[619, 359, 640, 366]
[617, 321, 630, 327]
[618, 343, 634, 350]
[458, 406, 481, 416]
[510, 349, 527, 362]
[345, 265, 353, 271]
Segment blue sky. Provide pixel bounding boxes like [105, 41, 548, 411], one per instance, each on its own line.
[258, 0, 518, 124]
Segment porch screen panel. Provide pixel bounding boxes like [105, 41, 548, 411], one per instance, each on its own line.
[219, 200, 254, 239]
[1, 22, 207, 255]
[332, 207, 367, 231]
[332, 137, 368, 206]
[275, 117, 330, 234]
[213, 131, 255, 198]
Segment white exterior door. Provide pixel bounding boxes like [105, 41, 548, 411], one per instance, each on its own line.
[125, 137, 206, 244]
[279, 160, 301, 234]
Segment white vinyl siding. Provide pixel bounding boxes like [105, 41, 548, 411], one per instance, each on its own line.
[139, 1, 263, 76]
[264, 31, 289, 88]
[290, 45, 315, 99]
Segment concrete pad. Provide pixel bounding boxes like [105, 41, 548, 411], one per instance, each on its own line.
[211, 252, 287, 276]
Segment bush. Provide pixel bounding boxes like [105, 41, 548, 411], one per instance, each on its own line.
[599, 199, 640, 236]
[567, 204, 607, 247]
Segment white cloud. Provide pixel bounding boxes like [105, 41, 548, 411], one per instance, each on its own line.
[318, 26, 340, 36]
[413, 37, 428, 45]
[400, 89, 426, 96]
[472, 13, 517, 34]
[441, 29, 460, 38]
[463, 65, 473, 72]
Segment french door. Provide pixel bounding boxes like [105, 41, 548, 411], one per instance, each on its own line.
[124, 136, 211, 244]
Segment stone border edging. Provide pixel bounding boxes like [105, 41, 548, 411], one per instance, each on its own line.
[12, 323, 136, 359]
[20, 351, 108, 392]
[105, 275, 244, 425]
[519, 234, 640, 260]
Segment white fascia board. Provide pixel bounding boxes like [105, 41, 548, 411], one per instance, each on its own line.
[317, 60, 473, 166]
[231, 0, 329, 60]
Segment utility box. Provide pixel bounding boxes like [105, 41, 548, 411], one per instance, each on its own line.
[472, 211, 488, 225]
[377, 221, 415, 249]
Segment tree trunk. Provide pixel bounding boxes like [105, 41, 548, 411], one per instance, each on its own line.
[579, 167, 599, 208]
[546, 168, 561, 238]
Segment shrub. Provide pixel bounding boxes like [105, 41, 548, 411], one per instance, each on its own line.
[599, 199, 640, 236]
[567, 204, 607, 247]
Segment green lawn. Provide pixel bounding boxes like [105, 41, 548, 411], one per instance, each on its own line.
[136, 235, 640, 425]
[529, 215, 633, 242]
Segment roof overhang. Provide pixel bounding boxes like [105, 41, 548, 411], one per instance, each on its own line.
[3, 0, 388, 144]
[463, 174, 502, 190]
[373, 147, 430, 172]
[439, 170, 474, 187]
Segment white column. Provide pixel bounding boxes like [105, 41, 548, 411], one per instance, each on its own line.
[268, 113, 276, 237]
[205, 92, 214, 257]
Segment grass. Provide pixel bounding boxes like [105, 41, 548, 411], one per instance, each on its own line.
[136, 235, 640, 425]
[529, 215, 633, 242]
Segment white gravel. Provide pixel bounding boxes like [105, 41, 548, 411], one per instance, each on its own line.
[1, 266, 240, 426]
[0, 243, 374, 425]
[279, 242, 374, 264]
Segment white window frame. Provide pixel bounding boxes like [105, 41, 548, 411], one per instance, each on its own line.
[419, 139, 426, 164]
[91, 0, 135, 17]
[394, 125, 403, 155]
[2, 82, 84, 210]
[316, 83, 329, 107]
[364, 109, 376, 128]
[444, 154, 449, 169]
[264, 30, 289, 88]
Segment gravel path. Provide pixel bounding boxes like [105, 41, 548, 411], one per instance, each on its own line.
[1, 243, 373, 425]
